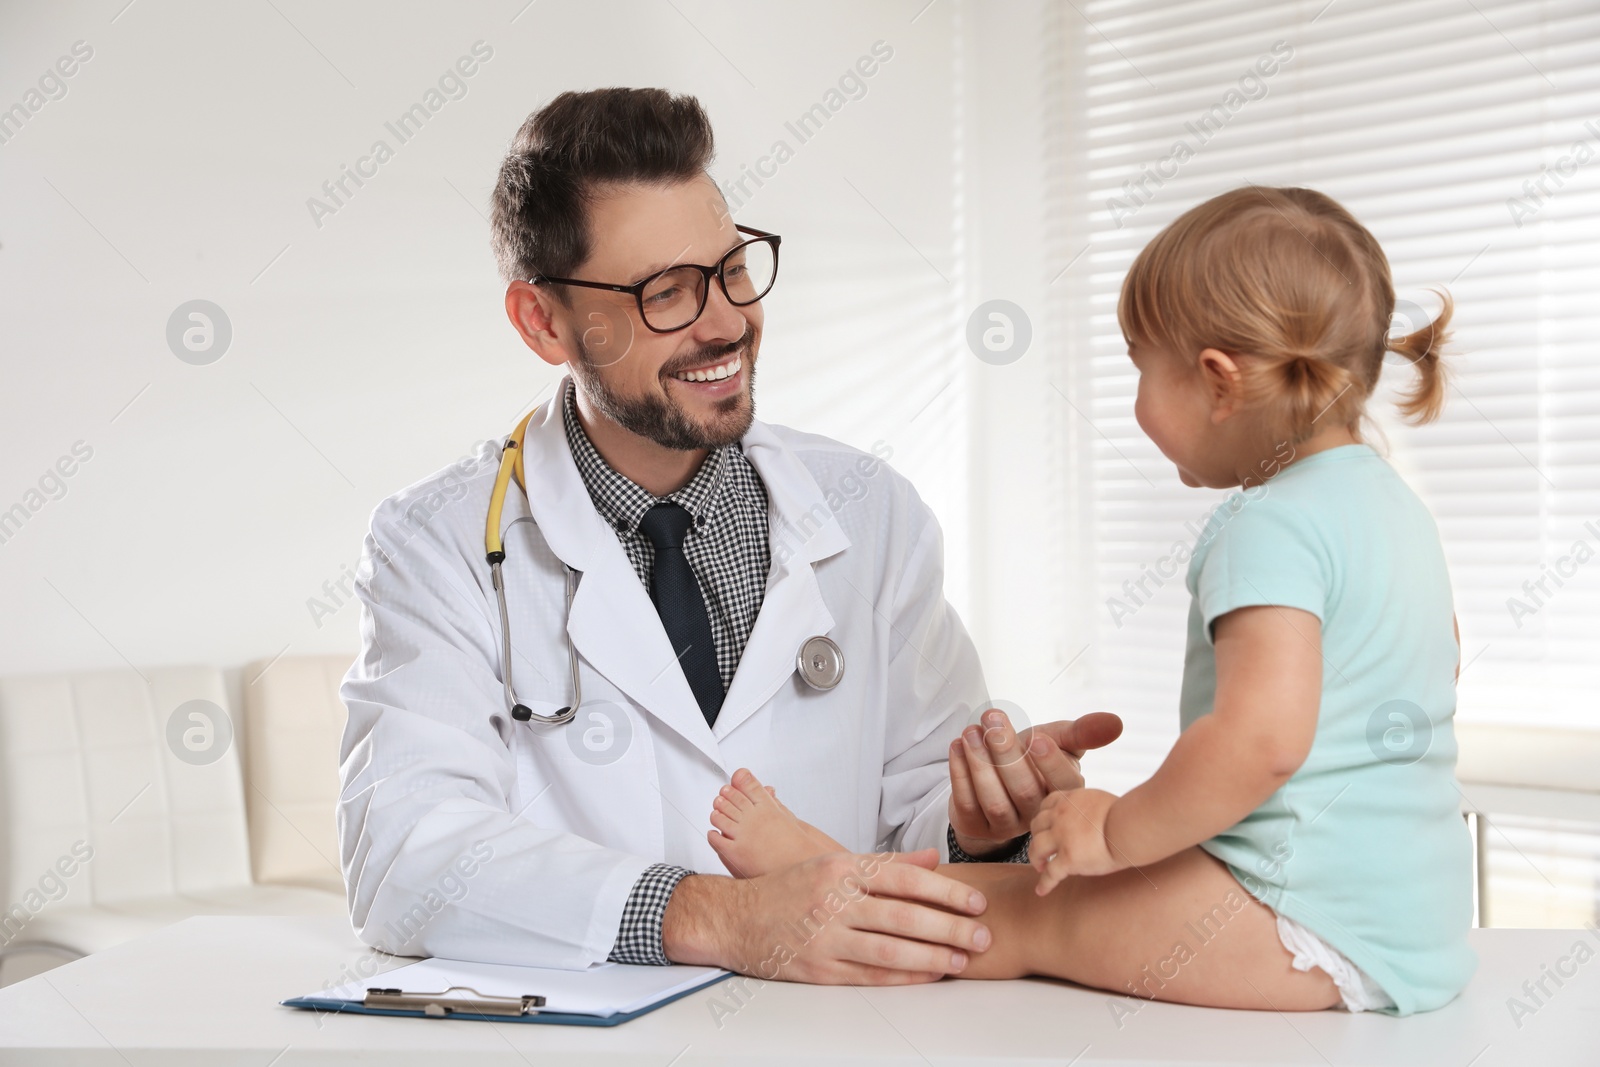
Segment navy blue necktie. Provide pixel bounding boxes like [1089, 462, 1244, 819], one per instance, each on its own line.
[638, 503, 724, 726]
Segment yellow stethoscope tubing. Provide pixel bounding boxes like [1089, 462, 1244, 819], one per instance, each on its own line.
[484, 412, 532, 558]
[485, 411, 580, 726]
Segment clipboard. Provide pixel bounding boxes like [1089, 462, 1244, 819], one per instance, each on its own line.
[282, 956, 732, 1027]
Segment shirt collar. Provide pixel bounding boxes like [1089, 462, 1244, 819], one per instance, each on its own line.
[561, 377, 730, 535]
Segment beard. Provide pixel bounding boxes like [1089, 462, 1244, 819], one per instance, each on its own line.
[570, 323, 757, 451]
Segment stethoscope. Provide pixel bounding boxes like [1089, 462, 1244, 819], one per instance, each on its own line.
[484, 409, 845, 727]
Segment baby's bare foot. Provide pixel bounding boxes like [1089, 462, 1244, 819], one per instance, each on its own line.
[707, 768, 846, 877]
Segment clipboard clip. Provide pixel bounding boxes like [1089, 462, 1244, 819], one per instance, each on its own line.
[364, 985, 548, 1018]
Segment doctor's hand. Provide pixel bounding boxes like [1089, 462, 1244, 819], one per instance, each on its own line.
[948, 709, 1124, 858]
[661, 849, 992, 985]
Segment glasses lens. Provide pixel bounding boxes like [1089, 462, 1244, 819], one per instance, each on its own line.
[721, 239, 776, 306]
[640, 267, 707, 331]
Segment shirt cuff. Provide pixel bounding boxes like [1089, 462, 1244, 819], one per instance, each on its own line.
[947, 825, 1031, 864]
[607, 862, 695, 966]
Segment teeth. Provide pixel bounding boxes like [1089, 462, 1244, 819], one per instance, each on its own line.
[673, 356, 741, 383]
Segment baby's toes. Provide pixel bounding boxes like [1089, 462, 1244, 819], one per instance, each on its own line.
[718, 782, 753, 813]
[730, 768, 771, 806]
[710, 808, 738, 837]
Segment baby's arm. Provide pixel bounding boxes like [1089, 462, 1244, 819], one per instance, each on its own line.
[1034, 605, 1322, 889]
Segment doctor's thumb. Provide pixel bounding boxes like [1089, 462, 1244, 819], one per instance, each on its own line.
[1042, 711, 1124, 756]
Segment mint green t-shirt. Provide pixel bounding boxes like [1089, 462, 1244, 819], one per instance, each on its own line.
[1179, 444, 1476, 1016]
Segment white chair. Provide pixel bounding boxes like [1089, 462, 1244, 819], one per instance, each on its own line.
[241, 654, 352, 894]
[1455, 722, 1600, 926]
[0, 666, 344, 985]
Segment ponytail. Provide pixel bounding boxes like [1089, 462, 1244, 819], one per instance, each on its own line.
[1267, 352, 1359, 443]
[1390, 289, 1453, 425]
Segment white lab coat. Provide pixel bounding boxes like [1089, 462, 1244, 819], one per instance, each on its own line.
[337, 382, 988, 968]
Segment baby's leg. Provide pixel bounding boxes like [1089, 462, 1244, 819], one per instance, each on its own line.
[946, 848, 1341, 1011]
[707, 768, 847, 877]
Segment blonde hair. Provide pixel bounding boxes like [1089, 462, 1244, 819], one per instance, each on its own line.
[1118, 186, 1451, 444]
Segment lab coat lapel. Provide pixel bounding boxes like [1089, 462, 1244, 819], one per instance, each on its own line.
[516, 386, 724, 769]
[712, 421, 851, 739]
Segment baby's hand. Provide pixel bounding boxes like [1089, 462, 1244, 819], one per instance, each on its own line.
[1029, 788, 1124, 894]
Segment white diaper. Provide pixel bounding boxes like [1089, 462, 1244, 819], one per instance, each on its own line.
[1274, 914, 1395, 1012]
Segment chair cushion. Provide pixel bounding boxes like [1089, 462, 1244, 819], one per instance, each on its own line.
[0, 667, 253, 907]
[241, 655, 352, 892]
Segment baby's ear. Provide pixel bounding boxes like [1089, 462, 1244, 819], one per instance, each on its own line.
[1197, 347, 1244, 420]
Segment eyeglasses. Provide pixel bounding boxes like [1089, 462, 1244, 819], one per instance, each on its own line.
[530, 225, 781, 333]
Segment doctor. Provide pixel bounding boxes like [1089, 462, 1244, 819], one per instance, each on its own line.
[338, 87, 1118, 985]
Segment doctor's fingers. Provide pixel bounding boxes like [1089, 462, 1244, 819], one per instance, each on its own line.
[843, 894, 993, 959]
[960, 728, 1028, 831]
[986, 725, 1053, 816]
[973, 709, 1031, 772]
[977, 711, 1061, 804]
[795, 961, 945, 987]
[860, 857, 989, 917]
[1024, 734, 1085, 794]
[947, 743, 988, 828]
[1030, 713, 1125, 761]
[833, 926, 974, 976]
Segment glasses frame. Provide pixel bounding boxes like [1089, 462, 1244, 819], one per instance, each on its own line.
[529, 224, 782, 334]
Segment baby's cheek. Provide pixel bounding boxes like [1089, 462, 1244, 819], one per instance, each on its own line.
[1133, 389, 1154, 437]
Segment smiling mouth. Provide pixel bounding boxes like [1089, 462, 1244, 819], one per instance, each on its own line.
[669, 355, 742, 383]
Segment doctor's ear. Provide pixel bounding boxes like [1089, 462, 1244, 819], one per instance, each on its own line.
[504, 281, 570, 369]
[1196, 348, 1245, 423]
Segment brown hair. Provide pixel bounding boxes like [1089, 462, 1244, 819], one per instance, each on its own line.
[490, 88, 716, 293]
[1117, 186, 1451, 444]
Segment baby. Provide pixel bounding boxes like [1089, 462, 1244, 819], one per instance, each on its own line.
[707, 186, 1477, 1016]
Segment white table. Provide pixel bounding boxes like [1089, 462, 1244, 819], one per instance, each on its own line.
[0, 916, 1593, 1065]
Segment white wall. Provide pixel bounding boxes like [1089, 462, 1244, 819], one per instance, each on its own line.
[3, 4, 1075, 700]
[0, 1, 1062, 696]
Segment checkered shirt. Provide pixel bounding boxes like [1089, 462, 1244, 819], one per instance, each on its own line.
[947, 826, 1031, 864]
[562, 379, 769, 694]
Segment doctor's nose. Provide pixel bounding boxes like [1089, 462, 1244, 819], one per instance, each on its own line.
[690, 273, 753, 343]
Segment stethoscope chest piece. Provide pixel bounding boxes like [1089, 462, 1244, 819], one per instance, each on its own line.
[796, 635, 845, 691]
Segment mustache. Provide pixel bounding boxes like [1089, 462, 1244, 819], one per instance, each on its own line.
[659, 324, 754, 378]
